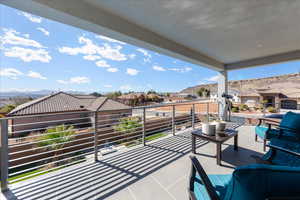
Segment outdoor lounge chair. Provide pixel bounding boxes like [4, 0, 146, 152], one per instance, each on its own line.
[255, 111, 300, 151]
[188, 155, 300, 200]
[260, 137, 300, 167]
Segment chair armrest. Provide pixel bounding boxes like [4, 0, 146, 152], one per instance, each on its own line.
[278, 125, 299, 134]
[189, 156, 220, 200]
[267, 144, 300, 158]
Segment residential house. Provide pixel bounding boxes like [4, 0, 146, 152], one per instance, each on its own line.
[240, 89, 300, 109]
[7, 92, 131, 135]
[118, 93, 163, 106]
[210, 89, 240, 103]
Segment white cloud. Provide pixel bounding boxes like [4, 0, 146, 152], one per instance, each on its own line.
[197, 81, 205, 85]
[128, 54, 136, 59]
[0, 68, 48, 80]
[184, 67, 192, 72]
[57, 80, 69, 84]
[96, 35, 126, 45]
[58, 36, 127, 61]
[27, 71, 47, 80]
[70, 76, 90, 84]
[37, 27, 50, 36]
[104, 84, 113, 88]
[152, 65, 166, 71]
[137, 48, 152, 63]
[1, 28, 44, 48]
[0, 68, 23, 79]
[83, 55, 101, 61]
[3, 47, 51, 62]
[57, 76, 90, 84]
[20, 12, 42, 23]
[0, 28, 51, 63]
[205, 75, 220, 82]
[126, 68, 139, 76]
[120, 84, 132, 91]
[107, 68, 118, 72]
[151, 64, 192, 73]
[0, 88, 40, 93]
[95, 60, 110, 68]
[169, 66, 192, 73]
[137, 48, 151, 57]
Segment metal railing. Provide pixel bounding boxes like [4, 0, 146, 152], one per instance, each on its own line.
[0, 101, 219, 192]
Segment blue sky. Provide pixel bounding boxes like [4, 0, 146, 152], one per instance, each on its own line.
[1, 5, 300, 93]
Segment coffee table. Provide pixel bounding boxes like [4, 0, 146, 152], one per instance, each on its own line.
[191, 125, 239, 165]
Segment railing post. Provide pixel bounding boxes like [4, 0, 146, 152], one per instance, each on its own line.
[172, 105, 175, 135]
[94, 112, 98, 162]
[1, 119, 9, 192]
[206, 102, 209, 121]
[192, 104, 195, 129]
[142, 108, 146, 146]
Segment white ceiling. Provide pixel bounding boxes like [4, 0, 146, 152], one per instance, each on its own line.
[2, 0, 300, 71]
[87, 0, 300, 63]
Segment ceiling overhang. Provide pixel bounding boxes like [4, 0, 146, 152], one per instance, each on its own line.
[2, 0, 300, 71]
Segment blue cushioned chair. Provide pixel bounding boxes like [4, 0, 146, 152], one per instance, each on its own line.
[255, 112, 300, 151]
[261, 138, 300, 167]
[189, 156, 300, 200]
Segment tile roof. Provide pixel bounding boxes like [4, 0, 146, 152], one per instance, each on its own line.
[8, 92, 131, 116]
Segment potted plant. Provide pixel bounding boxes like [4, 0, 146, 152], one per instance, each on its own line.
[211, 118, 226, 131]
[201, 115, 216, 136]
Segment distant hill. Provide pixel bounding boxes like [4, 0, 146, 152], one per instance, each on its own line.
[0, 90, 86, 99]
[181, 73, 300, 97]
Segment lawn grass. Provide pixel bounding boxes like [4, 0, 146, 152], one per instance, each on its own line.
[6, 159, 85, 184]
[145, 132, 168, 141]
[4, 133, 168, 184]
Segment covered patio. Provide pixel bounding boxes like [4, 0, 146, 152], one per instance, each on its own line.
[2, 0, 300, 119]
[5, 126, 261, 200]
[1, 0, 300, 199]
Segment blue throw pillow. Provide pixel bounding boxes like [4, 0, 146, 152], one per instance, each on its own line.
[280, 112, 300, 133]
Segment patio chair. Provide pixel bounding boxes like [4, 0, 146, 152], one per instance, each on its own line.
[255, 111, 300, 151]
[188, 155, 300, 200]
[259, 137, 300, 167]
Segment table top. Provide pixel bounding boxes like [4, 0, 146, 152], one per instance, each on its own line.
[192, 123, 239, 143]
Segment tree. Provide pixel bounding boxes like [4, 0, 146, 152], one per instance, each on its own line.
[0, 104, 17, 113]
[147, 90, 157, 95]
[37, 125, 75, 167]
[90, 92, 102, 97]
[196, 88, 210, 97]
[106, 91, 122, 99]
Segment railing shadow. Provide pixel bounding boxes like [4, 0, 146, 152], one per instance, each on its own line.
[7, 131, 208, 200]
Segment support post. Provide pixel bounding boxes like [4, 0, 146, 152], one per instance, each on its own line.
[206, 102, 209, 121]
[192, 104, 195, 129]
[94, 112, 98, 162]
[172, 105, 175, 135]
[1, 119, 8, 192]
[218, 70, 228, 121]
[142, 108, 146, 146]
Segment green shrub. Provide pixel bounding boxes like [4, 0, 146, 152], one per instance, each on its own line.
[231, 107, 239, 113]
[113, 117, 142, 133]
[38, 125, 75, 150]
[267, 106, 277, 113]
[239, 104, 249, 111]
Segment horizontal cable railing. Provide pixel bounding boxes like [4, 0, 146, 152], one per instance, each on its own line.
[0, 101, 218, 191]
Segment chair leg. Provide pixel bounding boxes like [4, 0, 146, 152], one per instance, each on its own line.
[255, 134, 258, 142]
[263, 139, 266, 152]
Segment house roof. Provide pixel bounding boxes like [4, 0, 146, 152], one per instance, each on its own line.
[239, 91, 260, 97]
[8, 92, 131, 116]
